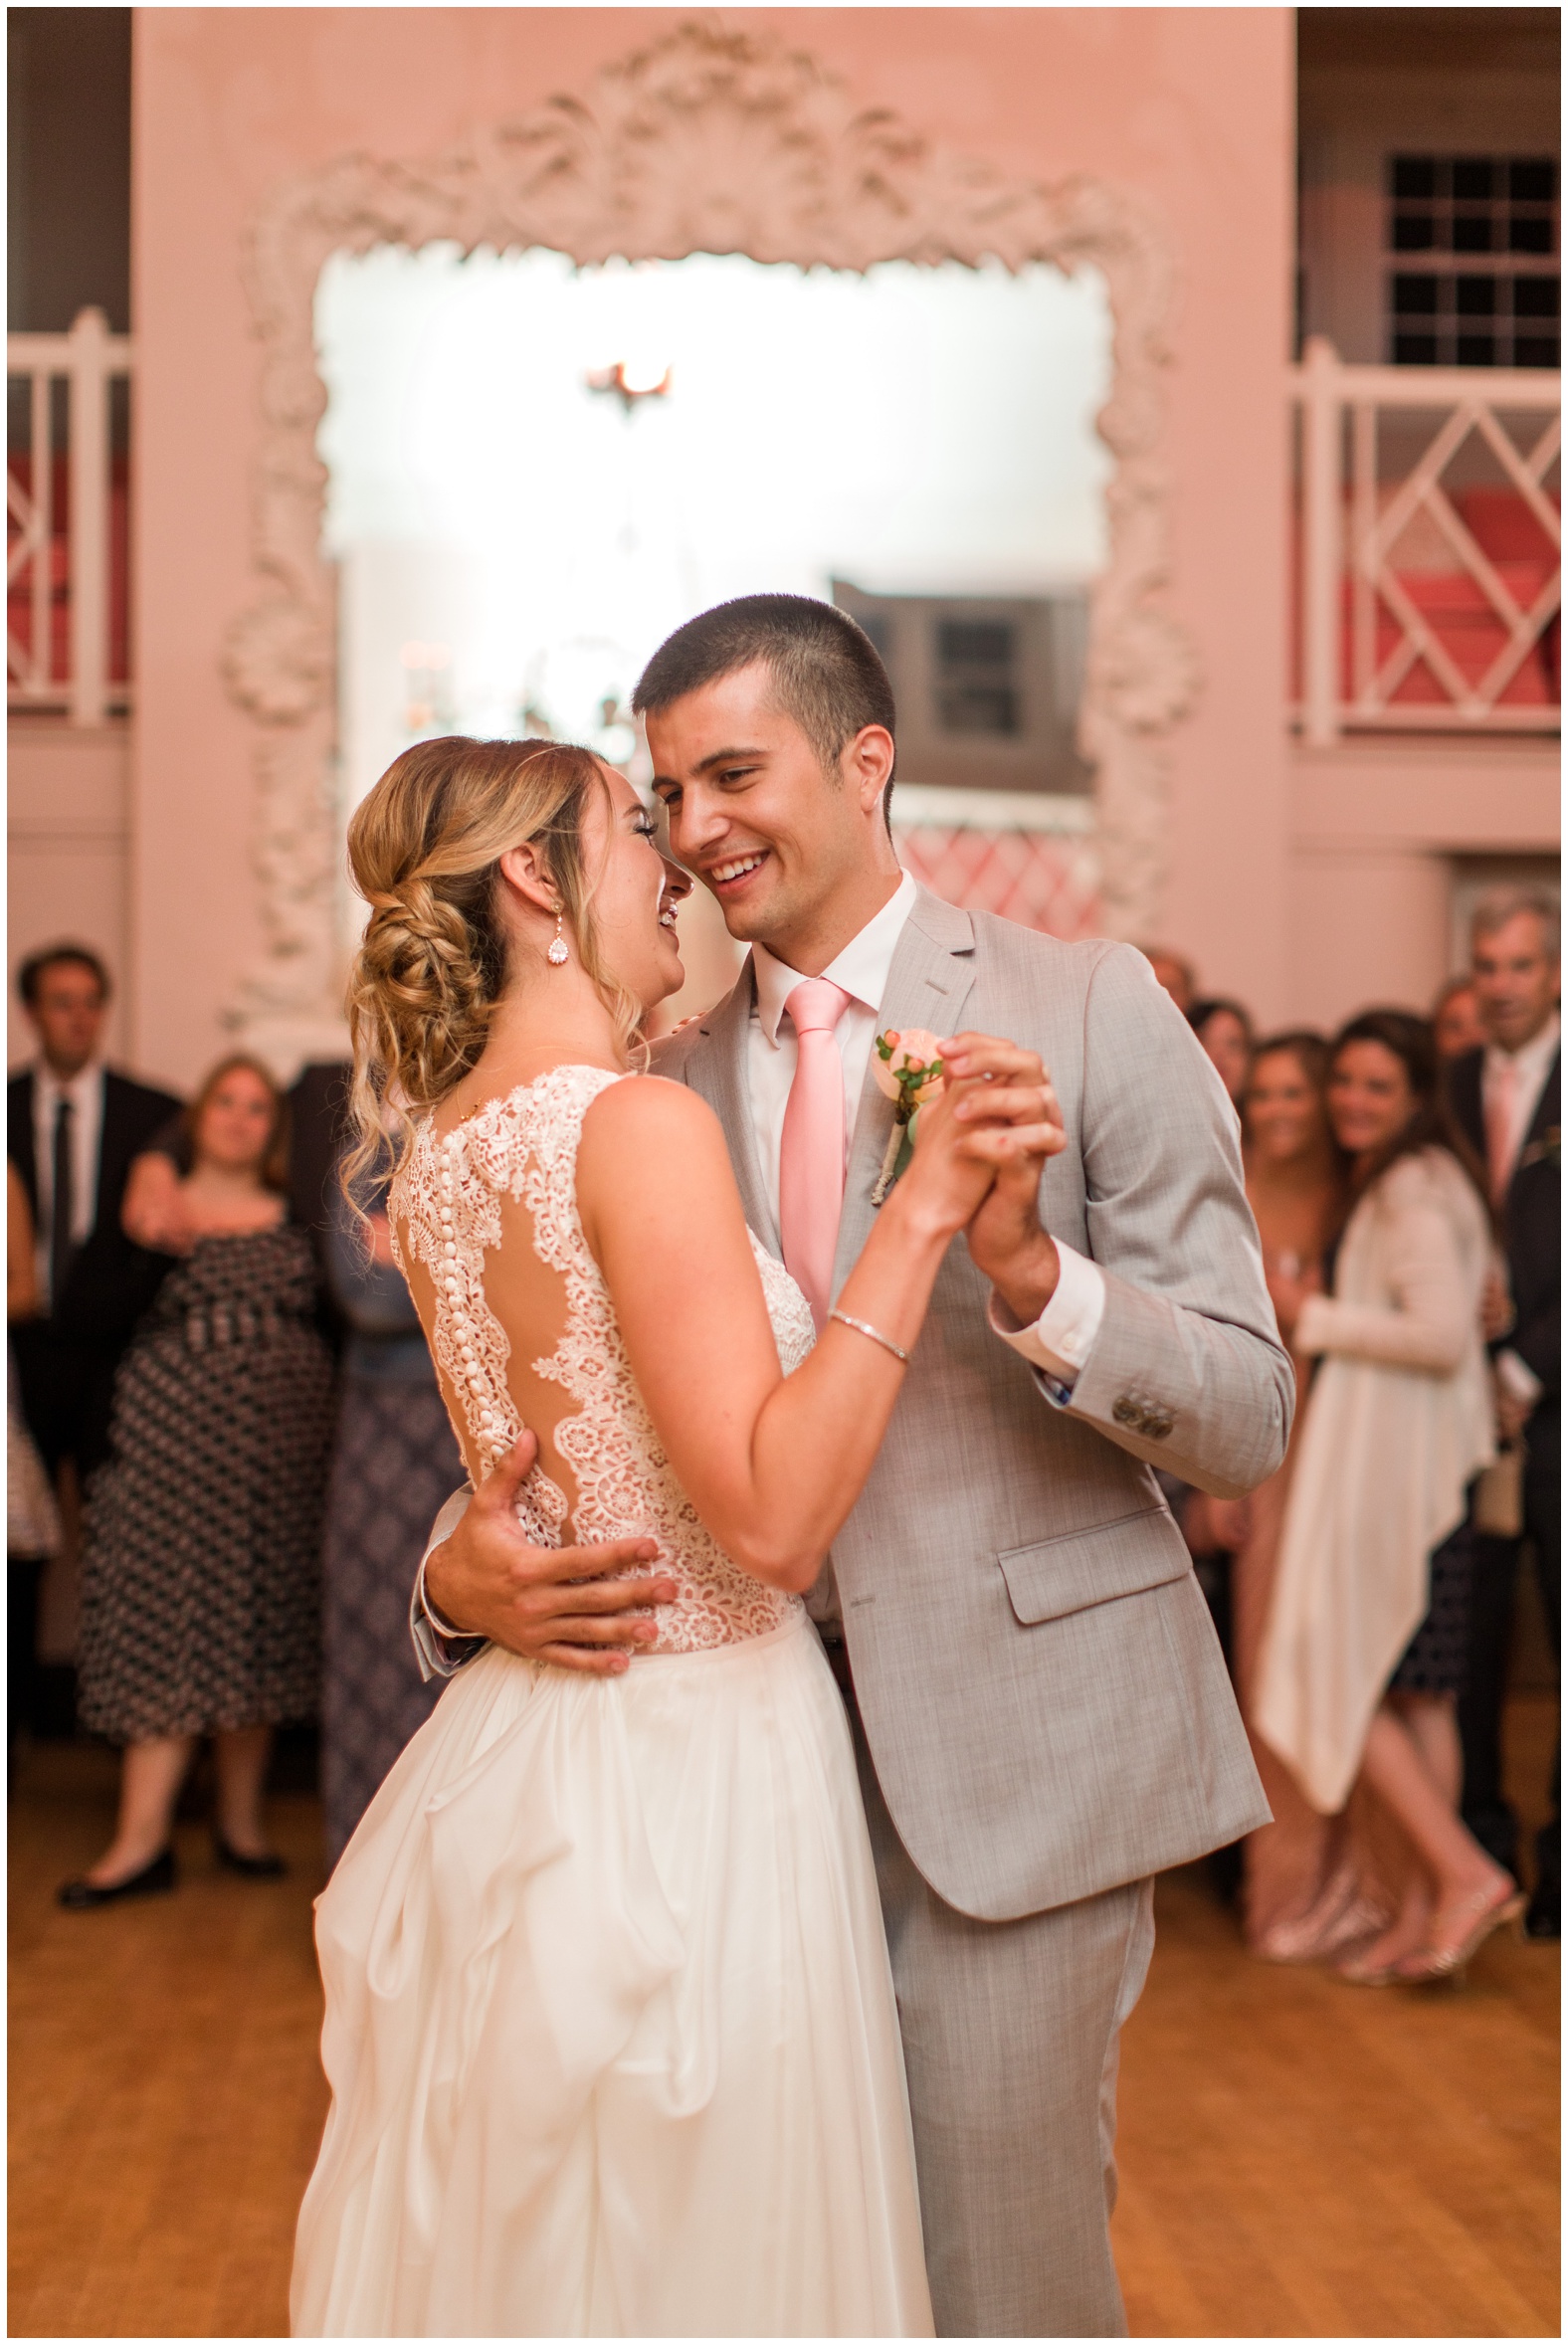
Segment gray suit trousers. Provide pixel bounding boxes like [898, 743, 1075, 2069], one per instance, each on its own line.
[839, 1656, 1155, 2338]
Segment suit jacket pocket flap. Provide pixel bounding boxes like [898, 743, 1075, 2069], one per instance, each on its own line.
[997, 1506, 1192, 1626]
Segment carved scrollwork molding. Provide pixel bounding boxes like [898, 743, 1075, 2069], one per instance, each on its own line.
[224, 16, 1196, 1065]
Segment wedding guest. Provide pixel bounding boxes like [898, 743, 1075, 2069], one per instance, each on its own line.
[1450, 886, 1560, 1939]
[8, 1163, 61, 1768]
[7, 945, 181, 1732]
[60, 1056, 333, 1908]
[1255, 1011, 1519, 1983]
[319, 1165, 457, 1863]
[1433, 974, 1486, 1063]
[1242, 1036, 1343, 1294]
[1189, 996, 1256, 1106]
[136, 1058, 353, 1273]
[6, 947, 182, 1467]
[1201, 1034, 1394, 1960]
[1139, 943, 1196, 1013]
[285, 1059, 357, 1275]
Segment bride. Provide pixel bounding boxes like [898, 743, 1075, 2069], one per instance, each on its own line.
[290, 734, 1055, 2338]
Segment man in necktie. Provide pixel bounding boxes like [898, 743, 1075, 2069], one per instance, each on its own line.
[1451, 886, 1561, 1941]
[1485, 1057, 1518, 1206]
[413, 596, 1288, 2336]
[50, 1095, 79, 1313]
[778, 979, 854, 1329]
[7, 947, 183, 1737]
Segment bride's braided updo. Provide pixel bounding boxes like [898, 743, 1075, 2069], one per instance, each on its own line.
[343, 734, 636, 1196]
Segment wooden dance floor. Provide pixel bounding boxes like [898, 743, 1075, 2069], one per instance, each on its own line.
[9, 1698, 1559, 2338]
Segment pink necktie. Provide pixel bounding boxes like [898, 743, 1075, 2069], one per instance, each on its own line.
[1485, 1058, 1518, 1205]
[779, 978, 853, 1331]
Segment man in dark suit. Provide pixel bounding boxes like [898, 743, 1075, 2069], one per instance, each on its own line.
[1450, 887, 1560, 1940]
[287, 1061, 354, 1253]
[7, 944, 183, 1730]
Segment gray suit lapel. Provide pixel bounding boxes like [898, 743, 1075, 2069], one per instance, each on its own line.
[833, 888, 976, 1299]
[682, 961, 781, 1257]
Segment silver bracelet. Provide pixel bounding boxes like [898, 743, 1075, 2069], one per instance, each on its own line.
[828, 1308, 909, 1364]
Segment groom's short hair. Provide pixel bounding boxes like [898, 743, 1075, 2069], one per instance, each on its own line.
[633, 595, 897, 825]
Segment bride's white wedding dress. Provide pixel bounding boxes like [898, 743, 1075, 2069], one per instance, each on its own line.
[290, 1067, 932, 2338]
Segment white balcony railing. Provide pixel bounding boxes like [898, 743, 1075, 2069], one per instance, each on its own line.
[1290, 335, 1560, 745]
[7, 306, 133, 725]
[9, 317, 1556, 744]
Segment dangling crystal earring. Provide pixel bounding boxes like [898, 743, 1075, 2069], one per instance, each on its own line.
[547, 908, 569, 967]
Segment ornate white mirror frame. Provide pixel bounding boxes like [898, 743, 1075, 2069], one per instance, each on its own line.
[221, 19, 1197, 1067]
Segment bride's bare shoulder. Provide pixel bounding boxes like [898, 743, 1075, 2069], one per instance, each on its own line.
[576, 1075, 742, 1261]
[578, 1073, 728, 1175]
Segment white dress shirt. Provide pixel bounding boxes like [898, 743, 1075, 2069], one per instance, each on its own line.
[31, 1060, 106, 1307]
[749, 873, 920, 1231]
[1483, 1010, 1559, 1408]
[748, 871, 1103, 1392]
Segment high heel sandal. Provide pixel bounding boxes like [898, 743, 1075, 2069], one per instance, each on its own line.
[1390, 1882, 1527, 1986]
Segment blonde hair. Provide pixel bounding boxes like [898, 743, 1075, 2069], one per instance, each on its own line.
[343, 735, 639, 1198]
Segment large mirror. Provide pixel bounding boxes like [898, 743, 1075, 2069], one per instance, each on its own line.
[316, 244, 1112, 996]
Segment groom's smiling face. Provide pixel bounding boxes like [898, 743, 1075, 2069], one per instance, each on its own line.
[646, 660, 898, 970]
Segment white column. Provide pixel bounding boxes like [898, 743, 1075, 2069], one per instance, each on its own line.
[67, 306, 110, 726]
[1300, 334, 1342, 748]
[29, 369, 53, 695]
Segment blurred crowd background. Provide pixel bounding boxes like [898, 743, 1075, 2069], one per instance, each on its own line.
[1147, 887, 1559, 1973]
[8, 880, 1559, 1973]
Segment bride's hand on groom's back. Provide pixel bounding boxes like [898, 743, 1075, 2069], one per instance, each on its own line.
[425, 1433, 679, 1672]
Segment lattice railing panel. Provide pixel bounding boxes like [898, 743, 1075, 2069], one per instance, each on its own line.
[1291, 338, 1559, 741]
[7, 308, 132, 723]
[893, 821, 1101, 939]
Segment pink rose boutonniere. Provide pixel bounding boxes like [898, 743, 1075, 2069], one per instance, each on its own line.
[871, 1027, 945, 1204]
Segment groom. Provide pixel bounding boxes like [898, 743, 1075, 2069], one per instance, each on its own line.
[415, 596, 1287, 2335]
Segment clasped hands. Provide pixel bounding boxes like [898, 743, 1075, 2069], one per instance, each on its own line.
[934, 1032, 1070, 1324]
[424, 1032, 1067, 1671]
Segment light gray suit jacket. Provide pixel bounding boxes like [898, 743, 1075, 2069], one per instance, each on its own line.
[654, 887, 1283, 1922]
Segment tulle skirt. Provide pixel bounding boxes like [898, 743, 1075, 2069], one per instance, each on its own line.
[290, 1612, 933, 2337]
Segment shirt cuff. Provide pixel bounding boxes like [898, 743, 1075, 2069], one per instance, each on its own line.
[409, 1489, 487, 1682]
[1496, 1347, 1545, 1409]
[987, 1242, 1106, 1403]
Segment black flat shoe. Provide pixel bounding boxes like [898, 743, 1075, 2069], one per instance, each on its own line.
[214, 1835, 287, 1879]
[58, 1848, 176, 1909]
[1524, 1889, 1559, 1941]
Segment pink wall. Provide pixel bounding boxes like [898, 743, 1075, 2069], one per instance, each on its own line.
[1288, 739, 1561, 1032]
[131, 7, 1295, 1088]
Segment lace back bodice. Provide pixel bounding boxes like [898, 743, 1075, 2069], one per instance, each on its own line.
[391, 1066, 814, 1653]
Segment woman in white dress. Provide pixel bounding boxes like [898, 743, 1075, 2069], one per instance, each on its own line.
[290, 734, 1056, 2338]
[1255, 1011, 1522, 1986]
